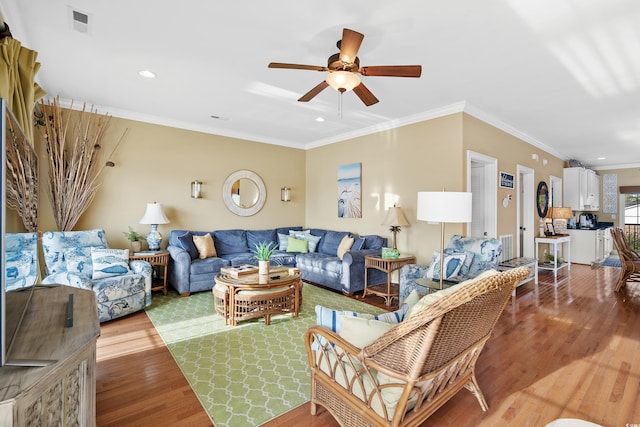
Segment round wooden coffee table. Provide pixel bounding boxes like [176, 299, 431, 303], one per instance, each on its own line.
[213, 267, 301, 326]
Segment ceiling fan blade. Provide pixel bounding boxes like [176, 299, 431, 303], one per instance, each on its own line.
[360, 65, 422, 77]
[298, 81, 329, 102]
[339, 28, 364, 64]
[268, 62, 327, 72]
[353, 82, 379, 106]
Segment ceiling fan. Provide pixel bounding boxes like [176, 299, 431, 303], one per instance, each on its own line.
[268, 28, 422, 106]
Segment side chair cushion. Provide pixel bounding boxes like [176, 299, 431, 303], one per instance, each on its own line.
[315, 303, 409, 333]
[91, 248, 131, 279]
[339, 316, 395, 348]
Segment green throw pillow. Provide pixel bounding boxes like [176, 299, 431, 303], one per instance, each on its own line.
[287, 236, 308, 253]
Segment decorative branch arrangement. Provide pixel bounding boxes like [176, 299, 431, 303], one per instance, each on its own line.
[39, 97, 112, 231]
[4, 107, 38, 232]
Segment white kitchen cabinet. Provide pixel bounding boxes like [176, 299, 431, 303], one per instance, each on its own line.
[563, 167, 599, 211]
[566, 228, 612, 264]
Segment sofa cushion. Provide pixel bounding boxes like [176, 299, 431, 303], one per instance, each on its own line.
[177, 231, 199, 260]
[218, 253, 255, 266]
[42, 229, 109, 275]
[91, 248, 131, 279]
[190, 257, 230, 275]
[193, 233, 217, 259]
[247, 229, 277, 252]
[214, 229, 249, 255]
[446, 235, 502, 278]
[318, 231, 350, 256]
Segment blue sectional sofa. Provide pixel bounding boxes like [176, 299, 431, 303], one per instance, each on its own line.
[167, 227, 388, 296]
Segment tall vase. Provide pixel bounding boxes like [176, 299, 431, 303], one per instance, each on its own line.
[258, 260, 270, 275]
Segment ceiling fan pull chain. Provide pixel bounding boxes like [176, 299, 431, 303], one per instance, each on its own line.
[338, 92, 343, 119]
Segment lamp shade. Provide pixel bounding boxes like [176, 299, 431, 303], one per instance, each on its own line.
[325, 70, 361, 92]
[139, 202, 170, 225]
[551, 207, 573, 220]
[382, 206, 410, 227]
[416, 192, 472, 223]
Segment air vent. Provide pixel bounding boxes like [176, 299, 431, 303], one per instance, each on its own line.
[69, 8, 90, 33]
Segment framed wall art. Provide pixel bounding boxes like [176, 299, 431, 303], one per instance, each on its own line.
[499, 171, 514, 189]
[337, 162, 362, 218]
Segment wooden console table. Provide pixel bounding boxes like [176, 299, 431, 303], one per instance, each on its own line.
[364, 255, 416, 306]
[0, 286, 100, 426]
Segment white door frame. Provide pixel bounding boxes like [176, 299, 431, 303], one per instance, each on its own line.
[517, 165, 535, 258]
[466, 150, 497, 238]
[549, 175, 563, 208]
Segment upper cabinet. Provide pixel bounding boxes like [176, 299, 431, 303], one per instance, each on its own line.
[563, 167, 599, 211]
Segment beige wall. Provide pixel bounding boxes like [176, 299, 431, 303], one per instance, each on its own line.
[32, 108, 569, 265]
[36, 113, 307, 249]
[593, 167, 640, 224]
[462, 114, 566, 239]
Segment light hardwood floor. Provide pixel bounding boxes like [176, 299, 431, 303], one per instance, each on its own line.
[96, 264, 640, 426]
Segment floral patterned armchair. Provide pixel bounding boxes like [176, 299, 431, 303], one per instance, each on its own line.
[41, 229, 152, 322]
[399, 235, 502, 302]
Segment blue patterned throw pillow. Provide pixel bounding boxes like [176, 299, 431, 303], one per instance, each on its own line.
[425, 251, 466, 280]
[64, 247, 95, 276]
[91, 248, 131, 279]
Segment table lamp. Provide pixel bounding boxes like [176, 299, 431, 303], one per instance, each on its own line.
[139, 202, 170, 251]
[382, 205, 410, 251]
[551, 207, 573, 235]
[417, 191, 472, 289]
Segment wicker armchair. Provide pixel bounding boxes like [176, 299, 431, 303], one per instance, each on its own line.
[304, 267, 529, 426]
[610, 227, 640, 292]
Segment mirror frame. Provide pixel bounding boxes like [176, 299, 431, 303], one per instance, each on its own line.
[536, 181, 549, 218]
[222, 170, 266, 216]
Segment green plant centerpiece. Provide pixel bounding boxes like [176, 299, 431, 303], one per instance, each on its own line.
[123, 226, 146, 252]
[252, 241, 278, 275]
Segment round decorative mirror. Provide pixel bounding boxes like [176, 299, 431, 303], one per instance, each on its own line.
[536, 181, 549, 218]
[222, 170, 266, 216]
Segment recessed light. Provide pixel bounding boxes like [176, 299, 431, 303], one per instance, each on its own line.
[315, 117, 325, 122]
[138, 70, 156, 79]
[597, 157, 606, 160]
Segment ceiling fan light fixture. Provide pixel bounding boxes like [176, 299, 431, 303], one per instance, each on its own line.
[326, 70, 360, 92]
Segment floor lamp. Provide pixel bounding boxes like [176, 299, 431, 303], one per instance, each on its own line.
[417, 191, 473, 289]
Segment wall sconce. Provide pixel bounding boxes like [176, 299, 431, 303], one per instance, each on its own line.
[542, 159, 548, 166]
[281, 187, 291, 202]
[191, 180, 202, 199]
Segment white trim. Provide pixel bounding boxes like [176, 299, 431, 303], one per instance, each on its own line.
[517, 165, 535, 258]
[467, 150, 497, 239]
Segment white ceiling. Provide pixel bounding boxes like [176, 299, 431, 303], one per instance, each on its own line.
[2, 0, 639, 169]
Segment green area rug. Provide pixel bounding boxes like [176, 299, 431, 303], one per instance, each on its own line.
[145, 283, 384, 427]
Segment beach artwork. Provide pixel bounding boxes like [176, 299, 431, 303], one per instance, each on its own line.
[337, 163, 362, 218]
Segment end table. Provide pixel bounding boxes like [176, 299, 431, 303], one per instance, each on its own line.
[129, 250, 170, 295]
[364, 255, 416, 306]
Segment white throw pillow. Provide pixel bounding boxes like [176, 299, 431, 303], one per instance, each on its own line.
[91, 248, 131, 279]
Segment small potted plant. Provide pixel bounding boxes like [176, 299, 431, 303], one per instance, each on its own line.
[252, 241, 277, 275]
[123, 226, 146, 252]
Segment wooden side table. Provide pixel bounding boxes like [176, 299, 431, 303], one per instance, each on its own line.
[129, 250, 170, 295]
[364, 255, 416, 306]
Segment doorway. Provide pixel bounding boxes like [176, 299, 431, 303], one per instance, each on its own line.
[466, 151, 497, 238]
[517, 165, 535, 258]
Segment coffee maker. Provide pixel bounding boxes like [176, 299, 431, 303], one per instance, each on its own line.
[579, 213, 598, 228]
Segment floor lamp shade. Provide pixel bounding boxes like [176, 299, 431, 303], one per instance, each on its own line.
[417, 191, 472, 289]
[417, 192, 473, 223]
[139, 202, 170, 250]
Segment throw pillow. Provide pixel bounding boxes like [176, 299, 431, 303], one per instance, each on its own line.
[425, 251, 466, 280]
[444, 248, 475, 277]
[177, 231, 199, 260]
[338, 316, 395, 348]
[351, 236, 366, 251]
[290, 232, 322, 252]
[400, 289, 420, 312]
[91, 248, 131, 279]
[286, 237, 309, 253]
[64, 247, 94, 276]
[337, 235, 355, 260]
[193, 233, 216, 259]
[315, 303, 409, 333]
[277, 233, 289, 251]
